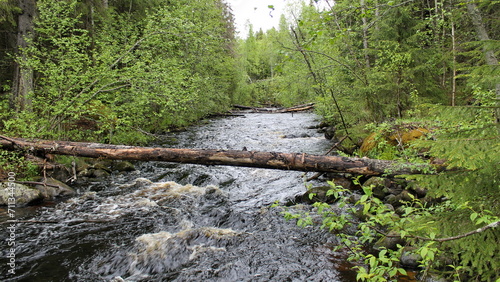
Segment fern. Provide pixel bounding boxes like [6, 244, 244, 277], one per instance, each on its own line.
[407, 95, 500, 280]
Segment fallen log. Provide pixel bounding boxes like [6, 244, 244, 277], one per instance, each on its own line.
[0, 135, 435, 176]
[275, 103, 315, 113]
[232, 103, 315, 113]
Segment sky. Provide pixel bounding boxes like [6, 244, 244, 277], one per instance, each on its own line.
[226, 0, 295, 38]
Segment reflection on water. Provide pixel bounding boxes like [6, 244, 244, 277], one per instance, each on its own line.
[1, 113, 359, 281]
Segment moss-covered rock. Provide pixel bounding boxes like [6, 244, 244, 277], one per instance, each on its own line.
[360, 126, 429, 155]
[113, 161, 136, 172]
[0, 182, 42, 206]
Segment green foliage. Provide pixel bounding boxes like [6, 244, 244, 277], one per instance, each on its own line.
[0, 0, 20, 25]
[0, 150, 38, 180]
[276, 175, 499, 281]
[1, 0, 237, 144]
[406, 93, 499, 280]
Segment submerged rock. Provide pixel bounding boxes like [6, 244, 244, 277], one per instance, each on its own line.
[0, 182, 42, 206]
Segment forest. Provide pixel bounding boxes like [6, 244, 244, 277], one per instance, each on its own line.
[0, 0, 499, 281]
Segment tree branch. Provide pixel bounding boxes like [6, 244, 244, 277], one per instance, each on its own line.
[376, 220, 500, 242]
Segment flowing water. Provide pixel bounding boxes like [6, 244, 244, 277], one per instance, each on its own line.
[1, 112, 358, 281]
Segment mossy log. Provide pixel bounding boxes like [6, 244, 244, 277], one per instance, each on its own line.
[0, 135, 436, 176]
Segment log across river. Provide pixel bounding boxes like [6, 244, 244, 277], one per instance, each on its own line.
[0, 112, 430, 281]
[0, 136, 432, 176]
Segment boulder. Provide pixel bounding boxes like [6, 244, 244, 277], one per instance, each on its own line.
[400, 248, 422, 268]
[0, 182, 42, 206]
[34, 177, 76, 199]
[92, 169, 110, 178]
[113, 161, 136, 172]
[360, 127, 429, 154]
[364, 177, 390, 199]
[78, 168, 110, 178]
[324, 126, 337, 140]
[92, 161, 112, 172]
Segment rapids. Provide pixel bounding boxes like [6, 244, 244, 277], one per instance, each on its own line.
[1, 112, 357, 281]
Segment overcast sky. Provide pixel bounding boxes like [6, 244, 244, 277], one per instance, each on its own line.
[226, 0, 295, 38]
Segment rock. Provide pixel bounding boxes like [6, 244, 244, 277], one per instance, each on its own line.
[78, 168, 110, 178]
[300, 186, 338, 204]
[420, 273, 448, 282]
[384, 194, 398, 206]
[0, 182, 42, 206]
[360, 127, 429, 154]
[324, 126, 337, 140]
[34, 177, 76, 199]
[48, 166, 72, 182]
[360, 132, 378, 153]
[364, 177, 390, 199]
[78, 168, 93, 178]
[92, 161, 112, 172]
[331, 176, 359, 191]
[347, 193, 362, 204]
[387, 186, 403, 196]
[400, 189, 415, 202]
[395, 205, 409, 215]
[374, 231, 405, 250]
[92, 169, 110, 178]
[411, 186, 428, 198]
[400, 248, 422, 268]
[113, 161, 136, 172]
[73, 157, 91, 173]
[384, 203, 395, 212]
[282, 133, 310, 138]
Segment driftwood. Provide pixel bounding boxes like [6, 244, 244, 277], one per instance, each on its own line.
[233, 103, 315, 113]
[0, 135, 436, 176]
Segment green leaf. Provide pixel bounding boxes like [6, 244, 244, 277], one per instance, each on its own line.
[421, 247, 428, 258]
[470, 212, 478, 222]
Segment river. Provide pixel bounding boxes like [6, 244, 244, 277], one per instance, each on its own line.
[1, 112, 358, 281]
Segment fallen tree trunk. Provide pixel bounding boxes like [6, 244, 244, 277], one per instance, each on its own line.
[0, 136, 435, 176]
[275, 103, 315, 113]
[232, 103, 314, 113]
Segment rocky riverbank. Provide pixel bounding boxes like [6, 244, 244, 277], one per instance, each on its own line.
[0, 157, 136, 206]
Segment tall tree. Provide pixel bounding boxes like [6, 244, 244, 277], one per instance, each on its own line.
[10, 0, 35, 112]
[465, 0, 500, 122]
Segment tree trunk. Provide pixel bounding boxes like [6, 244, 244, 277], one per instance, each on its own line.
[466, 0, 500, 123]
[11, 0, 35, 112]
[0, 136, 436, 176]
[360, 0, 371, 69]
